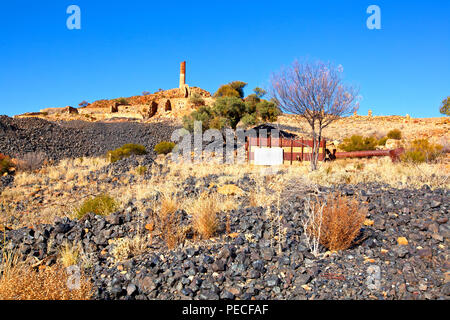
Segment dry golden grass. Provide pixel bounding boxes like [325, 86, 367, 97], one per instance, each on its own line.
[153, 193, 186, 249]
[249, 177, 274, 207]
[308, 157, 449, 189]
[59, 242, 80, 268]
[110, 235, 150, 261]
[0, 249, 92, 300]
[308, 193, 366, 251]
[186, 194, 220, 239]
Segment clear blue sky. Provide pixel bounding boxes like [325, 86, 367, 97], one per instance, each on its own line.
[0, 0, 449, 117]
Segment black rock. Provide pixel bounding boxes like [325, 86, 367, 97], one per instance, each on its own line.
[294, 274, 312, 286]
[198, 291, 220, 300]
[212, 259, 226, 272]
[266, 275, 280, 287]
[252, 260, 265, 272]
[55, 223, 71, 234]
[220, 290, 235, 300]
[261, 248, 274, 261]
[126, 283, 137, 296]
[203, 255, 214, 264]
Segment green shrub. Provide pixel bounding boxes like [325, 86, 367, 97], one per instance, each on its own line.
[214, 85, 241, 98]
[387, 129, 402, 140]
[401, 139, 443, 164]
[378, 136, 389, 146]
[241, 113, 258, 127]
[78, 101, 89, 108]
[188, 93, 205, 107]
[208, 116, 227, 130]
[75, 194, 119, 219]
[440, 96, 450, 116]
[253, 87, 267, 98]
[182, 106, 215, 132]
[339, 135, 378, 152]
[256, 100, 281, 122]
[244, 94, 260, 113]
[115, 98, 129, 105]
[154, 141, 176, 155]
[107, 144, 147, 163]
[228, 81, 247, 98]
[213, 97, 247, 130]
[0, 154, 13, 175]
[214, 81, 247, 99]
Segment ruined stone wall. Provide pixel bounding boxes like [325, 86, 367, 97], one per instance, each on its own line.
[117, 105, 142, 113]
[104, 113, 144, 120]
[40, 106, 78, 115]
[64, 86, 212, 120]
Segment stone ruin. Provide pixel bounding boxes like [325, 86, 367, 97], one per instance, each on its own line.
[39, 106, 79, 115]
[77, 61, 213, 120]
[31, 61, 212, 121]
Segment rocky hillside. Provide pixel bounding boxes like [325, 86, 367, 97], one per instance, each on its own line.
[0, 116, 179, 161]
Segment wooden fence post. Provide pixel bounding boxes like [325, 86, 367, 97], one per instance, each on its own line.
[301, 138, 304, 162]
[290, 139, 293, 165]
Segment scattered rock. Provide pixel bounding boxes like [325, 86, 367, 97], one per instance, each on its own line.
[397, 237, 409, 246]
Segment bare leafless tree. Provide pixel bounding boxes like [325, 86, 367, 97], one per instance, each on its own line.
[271, 60, 359, 170]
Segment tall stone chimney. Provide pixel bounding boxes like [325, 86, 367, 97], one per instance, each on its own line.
[179, 61, 186, 89]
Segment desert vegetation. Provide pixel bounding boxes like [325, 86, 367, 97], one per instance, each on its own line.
[0, 242, 92, 300]
[78, 101, 89, 108]
[0, 154, 14, 176]
[401, 139, 444, 164]
[154, 141, 176, 155]
[339, 135, 379, 152]
[183, 84, 280, 131]
[107, 144, 147, 163]
[188, 93, 206, 107]
[303, 193, 366, 253]
[75, 194, 119, 219]
[387, 129, 402, 140]
[440, 96, 450, 116]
